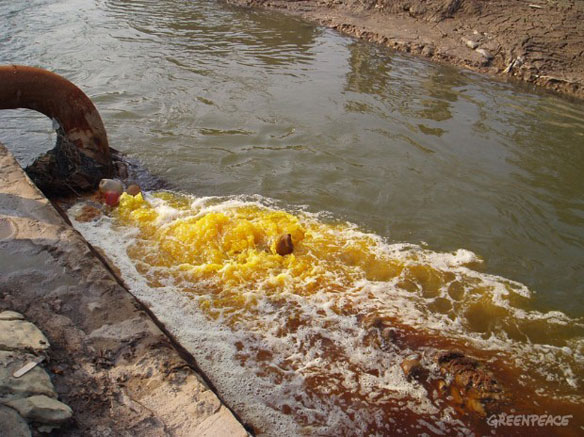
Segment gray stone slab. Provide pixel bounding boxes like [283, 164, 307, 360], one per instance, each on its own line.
[0, 351, 55, 401]
[0, 311, 25, 321]
[0, 320, 50, 352]
[6, 395, 72, 425]
[0, 405, 31, 437]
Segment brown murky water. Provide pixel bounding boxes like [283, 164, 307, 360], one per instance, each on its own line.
[1, 0, 584, 435]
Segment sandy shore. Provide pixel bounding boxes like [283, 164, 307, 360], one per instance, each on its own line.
[225, 0, 584, 99]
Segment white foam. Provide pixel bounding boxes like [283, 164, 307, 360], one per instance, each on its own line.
[69, 193, 584, 435]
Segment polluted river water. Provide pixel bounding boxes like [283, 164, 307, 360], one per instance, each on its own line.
[1, 0, 583, 435]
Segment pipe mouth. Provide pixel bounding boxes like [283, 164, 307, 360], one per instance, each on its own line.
[0, 65, 113, 195]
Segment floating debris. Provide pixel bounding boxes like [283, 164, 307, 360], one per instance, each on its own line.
[275, 233, 294, 256]
[125, 184, 141, 196]
[99, 178, 123, 195]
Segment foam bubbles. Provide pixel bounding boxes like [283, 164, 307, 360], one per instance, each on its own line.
[69, 191, 584, 435]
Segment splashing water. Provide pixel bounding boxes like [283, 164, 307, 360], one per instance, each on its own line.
[71, 191, 584, 435]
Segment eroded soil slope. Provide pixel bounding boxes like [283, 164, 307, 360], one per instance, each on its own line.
[226, 0, 584, 98]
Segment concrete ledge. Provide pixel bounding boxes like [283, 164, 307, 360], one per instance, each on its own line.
[0, 144, 249, 436]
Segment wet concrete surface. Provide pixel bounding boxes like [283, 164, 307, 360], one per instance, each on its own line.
[0, 143, 249, 436]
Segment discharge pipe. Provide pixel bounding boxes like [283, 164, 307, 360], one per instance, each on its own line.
[0, 65, 113, 194]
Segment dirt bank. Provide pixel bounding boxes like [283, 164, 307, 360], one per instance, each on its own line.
[225, 0, 584, 99]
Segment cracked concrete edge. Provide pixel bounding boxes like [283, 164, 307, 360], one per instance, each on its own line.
[194, 406, 250, 437]
[0, 143, 250, 436]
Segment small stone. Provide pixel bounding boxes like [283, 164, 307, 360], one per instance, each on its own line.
[476, 48, 493, 60]
[421, 45, 434, 57]
[0, 217, 16, 241]
[437, 379, 447, 392]
[6, 395, 72, 425]
[275, 234, 294, 256]
[125, 184, 141, 196]
[0, 320, 50, 351]
[98, 179, 123, 195]
[0, 404, 31, 437]
[463, 38, 479, 49]
[50, 364, 66, 376]
[0, 311, 25, 321]
[400, 355, 424, 380]
[381, 327, 397, 343]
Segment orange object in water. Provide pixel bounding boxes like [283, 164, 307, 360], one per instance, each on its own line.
[104, 191, 121, 207]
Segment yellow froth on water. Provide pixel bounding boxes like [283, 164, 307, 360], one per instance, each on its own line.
[71, 190, 584, 430]
[115, 192, 404, 298]
[111, 191, 584, 366]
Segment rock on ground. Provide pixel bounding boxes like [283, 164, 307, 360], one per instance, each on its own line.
[0, 311, 25, 321]
[0, 405, 31, 437]
[0, 319, 50, 352]
[0, 351, 55, 401]
[6, 395, 72, 425]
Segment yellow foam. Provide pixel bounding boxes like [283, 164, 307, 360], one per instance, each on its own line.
[115, 192, 403, 300]
[75, 191, 583, 403]
[112, 192, 582, 356]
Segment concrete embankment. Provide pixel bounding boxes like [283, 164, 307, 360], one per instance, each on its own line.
[0, 143, 249, 436]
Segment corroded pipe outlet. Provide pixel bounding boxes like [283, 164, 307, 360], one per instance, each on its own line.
[0, 65, 113, 194]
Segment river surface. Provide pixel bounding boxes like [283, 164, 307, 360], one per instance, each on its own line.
[1, 0, 584, 434]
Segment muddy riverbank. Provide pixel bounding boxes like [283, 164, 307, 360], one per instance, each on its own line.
[225, 0, 584, 99]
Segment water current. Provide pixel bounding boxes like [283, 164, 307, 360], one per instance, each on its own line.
[1, 0, 583, 435]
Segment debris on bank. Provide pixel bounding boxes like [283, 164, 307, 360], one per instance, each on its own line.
[0, 311, 72, 436]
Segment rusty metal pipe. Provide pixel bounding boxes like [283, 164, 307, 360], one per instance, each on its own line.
[0, 65, 113, 192]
